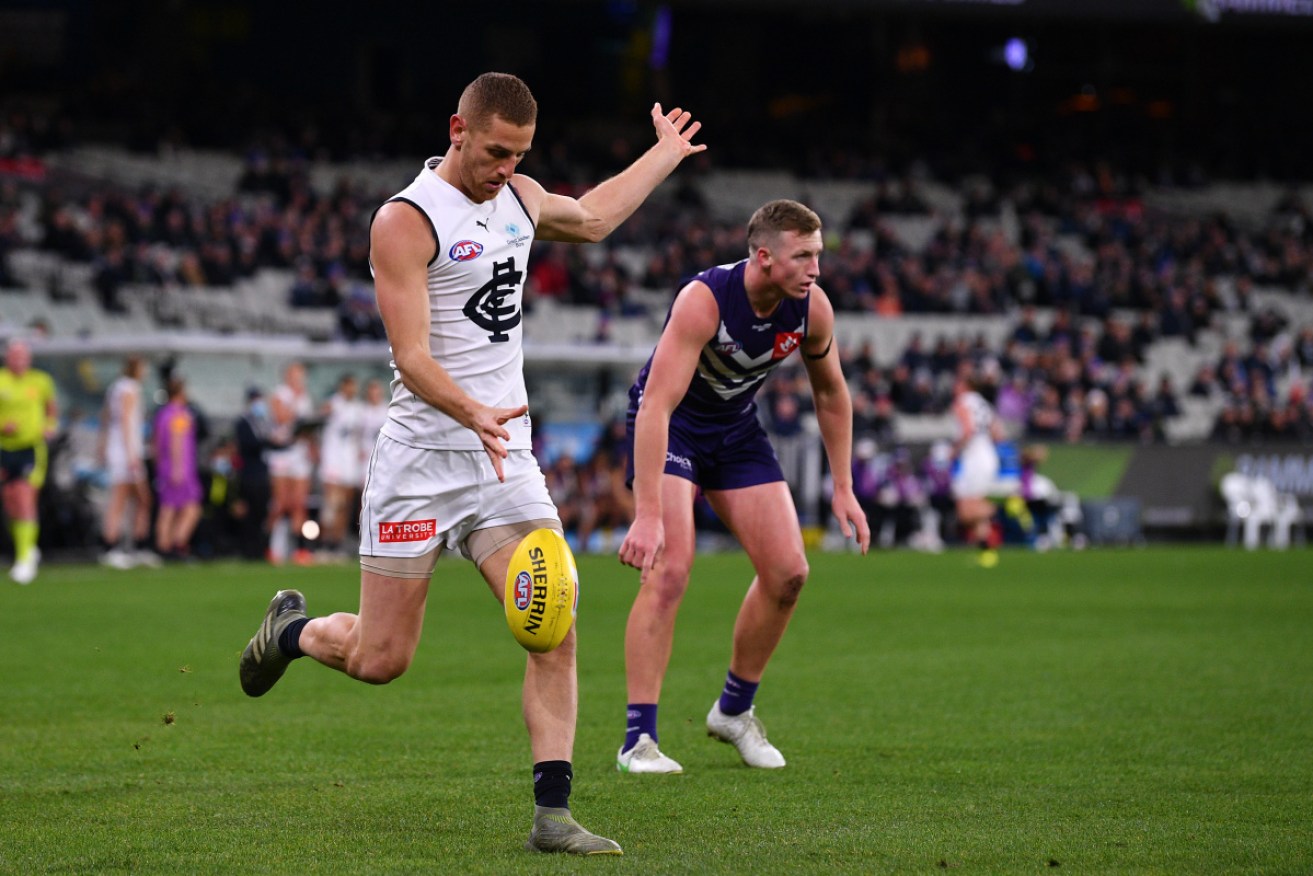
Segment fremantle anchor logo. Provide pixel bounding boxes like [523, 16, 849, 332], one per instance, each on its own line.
[463, 257, 523, 343]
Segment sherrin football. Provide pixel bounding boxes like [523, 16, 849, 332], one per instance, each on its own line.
[504, 528, 578, 653]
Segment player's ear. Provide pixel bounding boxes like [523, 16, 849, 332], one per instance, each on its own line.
[450, 114, 466, 149]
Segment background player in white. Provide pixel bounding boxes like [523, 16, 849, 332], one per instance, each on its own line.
[951, 370, 1005, 567]
[266, 361, 314, 564]
[357, 377, 389, 460]
[99, 355, 158, 569]
[238, 72, 705, 855]
[318, 373, 362, 559]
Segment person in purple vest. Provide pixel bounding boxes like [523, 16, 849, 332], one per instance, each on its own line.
[152, 377, 202, 559]
[617, 199, 870, 774]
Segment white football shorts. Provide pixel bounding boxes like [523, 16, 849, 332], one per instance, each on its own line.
[358, 435, 558, 562]
[268, 442, 313, 480]
[105, 438, 144, 485]
[320, 450, 363, 489]
[952, 442, 1000, 500]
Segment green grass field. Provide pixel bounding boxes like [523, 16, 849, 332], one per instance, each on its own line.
[2, 547, 1311, 874]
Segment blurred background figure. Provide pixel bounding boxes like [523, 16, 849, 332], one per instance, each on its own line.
[951, 370, 1005, 567]
[872, 446, 930, 550]
[358, 378, 389, 460]
[266, 362, 314, 564]
[0, 339, 58, 584]
[232, 387, 280, 561]
[99, 355, 159, 570]
[152, 377, 202, 560]
[318, 373, 362, 560]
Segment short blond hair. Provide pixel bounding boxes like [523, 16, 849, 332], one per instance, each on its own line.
[747, 199, 822, 252]
[458, 72, 538, 130]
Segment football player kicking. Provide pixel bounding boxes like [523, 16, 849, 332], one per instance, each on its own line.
[238, 72, 704, 854]
[617, 199, 870, 774]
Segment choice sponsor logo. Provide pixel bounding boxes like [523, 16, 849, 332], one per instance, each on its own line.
[513, 570, 533, 610]
[773, 332, 802, 358]
[378, 518, 436, 543]
[666, 451, 693, 471]
[450, 240, 484, 261]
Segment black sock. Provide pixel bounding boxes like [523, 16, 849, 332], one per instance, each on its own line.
[135, 537, 152, 552]
[533, 760, 572, 810]
[279, 617, 310, 659]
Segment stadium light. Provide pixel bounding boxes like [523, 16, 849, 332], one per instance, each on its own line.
[1004, 37, 1031, 71]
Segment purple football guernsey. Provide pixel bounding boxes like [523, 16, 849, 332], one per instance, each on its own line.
[626, 260, 810, 490]
[153, 400, 202, 507]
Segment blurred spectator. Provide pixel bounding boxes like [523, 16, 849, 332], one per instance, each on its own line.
[869, 447, 928, 549]
[338, 284, 386, 341]
[232, 387, 279, 560]
[152, 377, 202, 559]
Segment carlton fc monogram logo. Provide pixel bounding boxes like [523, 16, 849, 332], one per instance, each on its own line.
[464, 257, 523, 343]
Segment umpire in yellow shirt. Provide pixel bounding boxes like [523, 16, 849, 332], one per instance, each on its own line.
[0, 338, 58, 584]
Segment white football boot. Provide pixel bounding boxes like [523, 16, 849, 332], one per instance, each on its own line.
[101, 548, 136, 570]
[9, 548, 39, 585]
[706, 702, 786, 768]
[616, 733, 684, 774]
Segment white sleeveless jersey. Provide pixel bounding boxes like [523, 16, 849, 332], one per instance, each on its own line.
[953, 390, 999, 498]
[105, 376, 143, 458]
[956, 390, 997, 449]
[375, 157, 535, 450]
[270, 383, 313, 444]
[359, 401, 389, 451]
[320, 393, 362, 463]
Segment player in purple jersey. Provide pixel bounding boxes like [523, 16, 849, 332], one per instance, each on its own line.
[152, 377, 202, 559]
[617, 199, 870, 774]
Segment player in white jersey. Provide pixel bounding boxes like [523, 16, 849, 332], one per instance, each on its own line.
[318, 373, 362, 558]
[267, 361, 314, 565]
[951, 371, 1005, 567]
[357, 377, 389, 460]
[238, 72, 705, 855]
[98, 356, 158, 569]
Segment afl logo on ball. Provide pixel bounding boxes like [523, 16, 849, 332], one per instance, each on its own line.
[513, 571, 533, 610]
[450, 240, 484, 261]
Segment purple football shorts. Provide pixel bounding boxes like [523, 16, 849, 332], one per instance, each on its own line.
[626, 408, 784, 491]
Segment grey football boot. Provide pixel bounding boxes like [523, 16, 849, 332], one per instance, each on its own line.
[525, 806, 623, 855]
[239, 590, 307, 697]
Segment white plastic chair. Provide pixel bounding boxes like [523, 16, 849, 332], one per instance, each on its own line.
[1221, 473, 1272, 550]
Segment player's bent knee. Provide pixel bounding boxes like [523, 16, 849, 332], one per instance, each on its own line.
[529, 626, 577, 663]
[643, 562, 693, 607]
[347, 652, 412, 685]
[768, 560, 809, 608]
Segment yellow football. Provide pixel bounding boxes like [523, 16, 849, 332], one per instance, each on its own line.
[504, 528, 578, 653]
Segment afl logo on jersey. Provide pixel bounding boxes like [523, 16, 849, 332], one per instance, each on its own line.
[450, 240, 484, 262]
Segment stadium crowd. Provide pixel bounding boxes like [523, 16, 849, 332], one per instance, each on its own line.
[6, 140, 1312, 443]
[4, 112, 1313, 563]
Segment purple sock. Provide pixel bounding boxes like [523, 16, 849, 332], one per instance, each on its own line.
[623, 703, 658, 753]
[718, 670, 759, 716]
